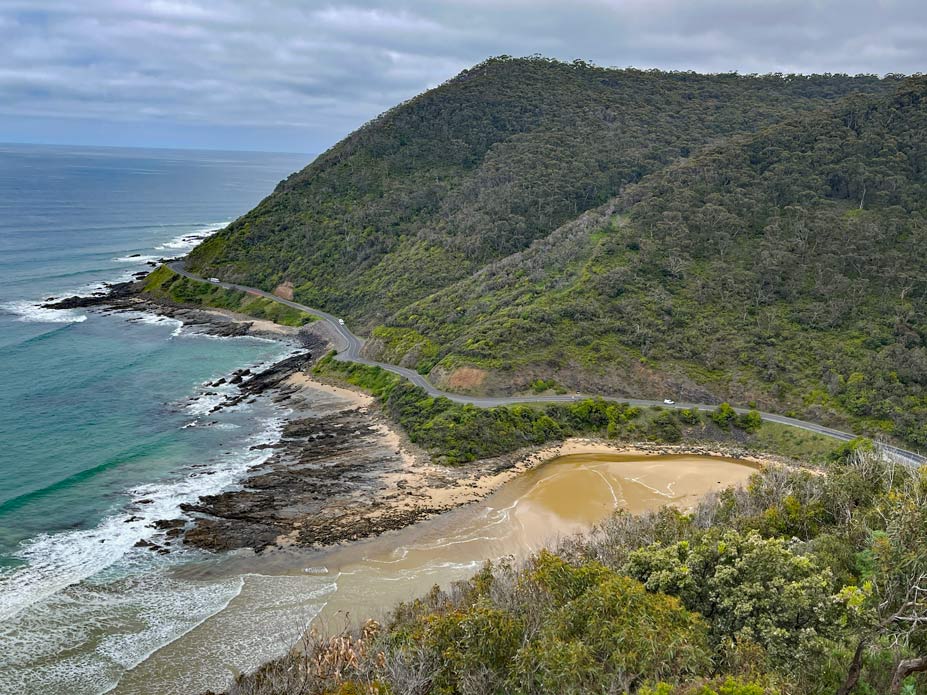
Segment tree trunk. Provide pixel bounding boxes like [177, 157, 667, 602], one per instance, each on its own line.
[891, 655, 927, 693]
[837, 639, 866, 695]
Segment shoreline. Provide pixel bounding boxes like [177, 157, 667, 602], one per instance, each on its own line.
[43, 282, 787, 556]
[34, 283, 784, 694]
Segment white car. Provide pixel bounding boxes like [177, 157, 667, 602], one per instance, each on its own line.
[208, 277, 220, 283]
[663, 398, 676, 405]
[338, 318, 345, 326]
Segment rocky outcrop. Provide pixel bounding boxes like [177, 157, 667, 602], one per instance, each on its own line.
[180, 408, 432, 552]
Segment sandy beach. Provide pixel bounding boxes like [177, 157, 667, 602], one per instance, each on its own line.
[113, 445, 760, 693]
[177, 356, 780, 555]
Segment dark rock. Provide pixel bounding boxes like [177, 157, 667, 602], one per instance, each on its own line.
[180, 408, 431, 553]
[42, 280, 137, 309]
[151, 519, 184, 530]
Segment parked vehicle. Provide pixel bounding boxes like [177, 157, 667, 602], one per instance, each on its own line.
[208, 277, 220, 283]
[663, 398, 676, 405]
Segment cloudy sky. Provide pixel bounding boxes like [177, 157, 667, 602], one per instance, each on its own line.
[1, 1, 924, 153]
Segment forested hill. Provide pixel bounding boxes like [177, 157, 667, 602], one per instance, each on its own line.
[383, 78, 927, 447]
[187, 57, 895, 327]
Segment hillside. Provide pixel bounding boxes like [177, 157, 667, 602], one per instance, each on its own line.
[181, 56, 926, 447]
[381, 79, 927, 447]
[228, 444, 927, 695]
[187, 57, 894, 329]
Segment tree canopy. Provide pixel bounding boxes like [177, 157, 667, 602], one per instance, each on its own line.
[182, 57, 925, 446]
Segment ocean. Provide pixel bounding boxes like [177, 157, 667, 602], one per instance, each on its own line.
[0, 145, 759, 693]
[0, 143, 312, 692]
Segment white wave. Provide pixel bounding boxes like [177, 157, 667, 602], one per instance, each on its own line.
[0, 416, 287, 625]
[185, 391, 229, 416]
[1, 300, 87, 324]
[0, 557, 246, 695]
[111, 254, 161, 264]
[120, 575, 337, 694]
[172, 328, 281, 345]
[180, 347, 299, 421]
[121, 312, 185, 336]
[154, 224, 225, 252]
[0, 549, 336, 694]
[3, 224, 225, 332]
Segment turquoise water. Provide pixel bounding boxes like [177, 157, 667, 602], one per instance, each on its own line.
[0, 144, 311, 692]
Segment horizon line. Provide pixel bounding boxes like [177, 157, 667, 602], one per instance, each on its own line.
[0, 140, 314, 157]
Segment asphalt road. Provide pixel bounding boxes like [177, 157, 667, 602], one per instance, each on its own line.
[167, 262, 925, 467]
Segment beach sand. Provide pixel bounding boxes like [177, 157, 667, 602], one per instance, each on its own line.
[265, 374, 772, 545]
[114, 445, 760, 694]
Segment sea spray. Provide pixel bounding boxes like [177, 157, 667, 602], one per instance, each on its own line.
[0, 413, 287, 623]
[0, 144, 311, 693]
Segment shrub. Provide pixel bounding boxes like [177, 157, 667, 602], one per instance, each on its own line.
[625, 530, 845, 678]
[711, 402, 738, 430]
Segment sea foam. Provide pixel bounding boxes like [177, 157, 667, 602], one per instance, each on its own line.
[111, 254, 162, 264]
[1, 300, 87, 324]
[0, 414, 286, 624]
[154, 224, 225, 253]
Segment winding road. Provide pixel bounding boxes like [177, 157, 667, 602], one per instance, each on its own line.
[168, 261, 925, 467]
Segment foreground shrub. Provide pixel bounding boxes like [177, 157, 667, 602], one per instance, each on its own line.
[625, 530, 845, 680]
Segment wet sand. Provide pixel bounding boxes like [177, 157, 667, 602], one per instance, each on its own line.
[112, 451, 757, 694]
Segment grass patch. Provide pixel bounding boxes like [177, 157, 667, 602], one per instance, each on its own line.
[748, 421, 843, 463]
[143, 266, 316, 327]
[315, 353, 835, 465]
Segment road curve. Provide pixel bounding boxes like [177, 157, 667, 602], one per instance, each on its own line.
[167, 262, 925, 467]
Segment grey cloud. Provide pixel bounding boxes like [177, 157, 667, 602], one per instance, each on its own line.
[1, 0, 925, 151]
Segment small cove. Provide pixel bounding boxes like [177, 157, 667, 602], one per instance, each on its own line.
[113, 451, 759, 694]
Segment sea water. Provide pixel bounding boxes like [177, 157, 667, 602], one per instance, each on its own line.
[0, 143, 316, 692]
[0, 145, 760, 694]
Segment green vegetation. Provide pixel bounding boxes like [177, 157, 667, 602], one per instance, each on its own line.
[131, 56, 927, 695]
[181, 57, 924, 448]
[385, 76, 927, 448]
[314, 353, 835, 464]
[142, 265, 316, 327]
[530, 377, 564, 394]
[188, 56, 894, 330]
[367, 326, 440, 374]
[747, 421, 845, 462]
[313, 353, 402, 399]
[231, 445, 927, 695]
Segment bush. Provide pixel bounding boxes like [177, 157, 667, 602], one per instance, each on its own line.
[649, 410, 683, 442]
[711, 402, 738, 430]
[625, 530, 844, 677]
[512, 554, 712, 693]
[737, 410, 763, 433]
[640, 677, 779, 694]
